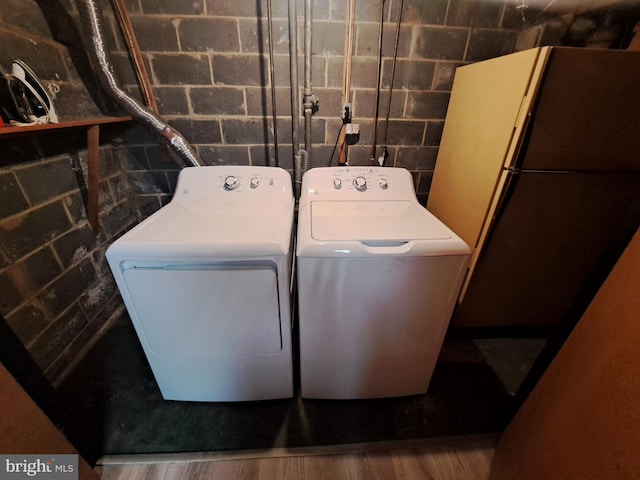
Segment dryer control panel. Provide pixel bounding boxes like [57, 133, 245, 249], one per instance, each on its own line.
[221, 173, 266, 191]
[171, 166, 293, 203]
[303, 166, 417, 202]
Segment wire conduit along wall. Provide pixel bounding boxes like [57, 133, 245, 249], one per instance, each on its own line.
[75, 0, 204, 168]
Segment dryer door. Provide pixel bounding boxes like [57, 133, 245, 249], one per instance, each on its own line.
[121, 262, 282, 357]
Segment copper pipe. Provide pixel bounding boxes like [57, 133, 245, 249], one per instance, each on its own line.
[110, 0, 157, 111]
[338, 0, 356, 165]
[370, 0, 385, 164]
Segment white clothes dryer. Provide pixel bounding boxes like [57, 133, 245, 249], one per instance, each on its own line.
[296, 167, 470, 399]
[106, 166, 294, 402]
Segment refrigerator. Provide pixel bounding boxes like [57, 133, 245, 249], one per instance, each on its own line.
[427, 47, 640, 329]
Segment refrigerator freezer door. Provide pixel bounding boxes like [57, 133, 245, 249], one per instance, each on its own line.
[519, 48, 640, 172]
[428, 47, 550, 264]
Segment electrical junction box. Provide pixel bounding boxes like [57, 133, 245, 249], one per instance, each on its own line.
[345, 123, 360, 135]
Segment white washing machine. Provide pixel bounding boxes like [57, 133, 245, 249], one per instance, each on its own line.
[106, 166, 294, 402]
[296, 166, 470, 399]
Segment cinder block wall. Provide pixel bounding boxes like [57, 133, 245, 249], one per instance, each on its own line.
[0, 0, 521, 383]
[0, 0, 519, 383]
[0, 0, 153, 381]
[119, 0, 523, 203]
[7, 0, 624, 383]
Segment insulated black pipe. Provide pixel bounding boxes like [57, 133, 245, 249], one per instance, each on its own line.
[267, 0, 279, 167]
[381, 0, 404, 148]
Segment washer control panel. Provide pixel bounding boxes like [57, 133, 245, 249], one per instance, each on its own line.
[353, 175, 367, 191]
[330, 169, 391, 193]
[304, 166, 416, 201]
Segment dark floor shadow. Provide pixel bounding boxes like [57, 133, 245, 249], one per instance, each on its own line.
[56, 311, 516, 456]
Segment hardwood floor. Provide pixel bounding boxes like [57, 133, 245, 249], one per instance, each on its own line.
[97, 435, 496, 479]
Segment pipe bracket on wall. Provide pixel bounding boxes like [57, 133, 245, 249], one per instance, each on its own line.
[303, 93, 320, 115]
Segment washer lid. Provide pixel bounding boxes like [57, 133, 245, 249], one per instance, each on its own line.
[311, 201, 453, 241]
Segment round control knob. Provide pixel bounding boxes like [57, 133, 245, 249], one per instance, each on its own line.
[378, 178, 388, 189]
[333, 177, 342, 189]
[224, 175, 239, 191]
[353, 176, 367, 191]
[250, 177, 260, 189]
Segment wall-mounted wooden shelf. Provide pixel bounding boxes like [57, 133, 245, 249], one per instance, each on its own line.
[0, 116, 133, 234]
[0, 116, 131, 135]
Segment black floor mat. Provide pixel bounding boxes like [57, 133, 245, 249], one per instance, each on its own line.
[56, 311, 520, 462]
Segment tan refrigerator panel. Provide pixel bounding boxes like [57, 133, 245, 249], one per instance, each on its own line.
[452, 171, 640, 328]
[429, 46, 640, 329]
[427, 47, 550, 273]
[520, 48, 640, 171]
